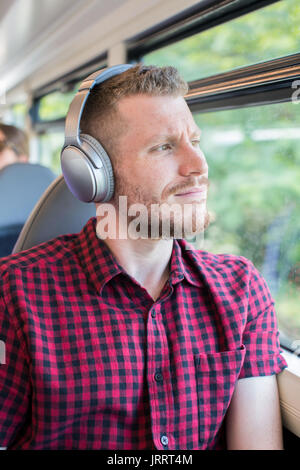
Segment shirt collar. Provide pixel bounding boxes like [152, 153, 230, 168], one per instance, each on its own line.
[75, 218, 203, 293]
[74, 218, 123, 294]
[170, 238, 203, 287]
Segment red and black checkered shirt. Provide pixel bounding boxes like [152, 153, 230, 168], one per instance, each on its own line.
[0, 217, 287, 449]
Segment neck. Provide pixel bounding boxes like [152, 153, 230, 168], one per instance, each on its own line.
[96, 217, 173, 301]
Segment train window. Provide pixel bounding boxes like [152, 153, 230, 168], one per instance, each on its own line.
[35, 83, 82, 170]
[11, 103, 27, 128]
[37, 131, 64, 175]
[1, 103, 28, 129]
[194, 101, 300, 341]
[38, 89, 77, 121]
[143, 0, 300, 82]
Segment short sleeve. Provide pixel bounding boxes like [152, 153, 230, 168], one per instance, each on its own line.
[238, 262, 288, 379]
[0, 295, 30, 448]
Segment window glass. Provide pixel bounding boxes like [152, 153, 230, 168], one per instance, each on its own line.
[0, 103, 28, 129]
[38, 78, 83, 121]
[38, 130, 64, 174]
[38, 89, 77, 121]
[11, 103, 28, 128]
[194, 101, 300, 340]
[144, 0, 300, 81]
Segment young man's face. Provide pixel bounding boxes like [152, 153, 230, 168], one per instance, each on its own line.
[106, 94, 210, 238]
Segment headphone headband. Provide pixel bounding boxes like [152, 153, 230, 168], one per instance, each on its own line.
[61, 63, 134, 203]
[63, 64, 134, 148]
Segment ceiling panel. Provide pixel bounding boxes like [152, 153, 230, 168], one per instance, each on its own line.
[0, 0, 127, 69]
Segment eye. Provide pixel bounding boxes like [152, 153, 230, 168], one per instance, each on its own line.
[191, 139, 201, 147]
[153, 143, 172, 152]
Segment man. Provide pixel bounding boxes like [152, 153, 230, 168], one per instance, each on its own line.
[0, 123, 29, 170]
[0, 65, 287, 450]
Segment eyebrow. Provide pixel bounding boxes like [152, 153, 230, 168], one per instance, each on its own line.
[192, 127, 202, 137]
[146, 127, 202, 145]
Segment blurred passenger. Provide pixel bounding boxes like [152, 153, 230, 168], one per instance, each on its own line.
[0, 123, 29, 170]
[0, 123, 55, 258]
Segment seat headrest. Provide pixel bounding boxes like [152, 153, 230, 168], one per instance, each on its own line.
[13, 174, 95, 253]
[0, 162, 55, 227]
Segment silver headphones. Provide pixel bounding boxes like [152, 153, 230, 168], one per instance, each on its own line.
[61, 64, 134, 203]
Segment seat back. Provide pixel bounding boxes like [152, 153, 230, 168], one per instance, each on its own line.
[13, 174, 95, 253]
[0, 162, 55, 256]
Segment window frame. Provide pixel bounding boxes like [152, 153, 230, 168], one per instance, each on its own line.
[127, 0, 281, 60]
[31, 54, 107, 132]
[186, 53, 300, 112]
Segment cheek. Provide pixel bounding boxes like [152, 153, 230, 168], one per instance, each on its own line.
[138, 169, 167, 199]
[114, 154, 176, 201]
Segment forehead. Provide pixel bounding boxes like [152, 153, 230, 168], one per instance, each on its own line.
[117, 94, 197, 135]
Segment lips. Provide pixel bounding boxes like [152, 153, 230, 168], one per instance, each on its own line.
[174, 186, 206, 197]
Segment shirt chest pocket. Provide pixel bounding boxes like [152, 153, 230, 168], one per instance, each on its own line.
[194, 344, 246, 447]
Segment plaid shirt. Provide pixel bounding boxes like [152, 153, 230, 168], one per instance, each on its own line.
[0, 217, 287, 450]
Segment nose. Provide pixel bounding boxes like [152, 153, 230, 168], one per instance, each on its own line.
[178, 142, 208, 177]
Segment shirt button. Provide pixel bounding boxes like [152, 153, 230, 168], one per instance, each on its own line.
[154, 372, 163, 382]
[151, 310, 156, 318]
[160, 435, 168, 447]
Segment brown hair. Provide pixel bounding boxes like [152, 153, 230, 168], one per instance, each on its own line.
[80, 64, 188, 155]
[0, 123, 29, 157]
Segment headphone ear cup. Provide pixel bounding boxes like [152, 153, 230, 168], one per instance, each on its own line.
[61, 134, 115, 203]
[62, 65, 134, 203]
[80, 134, 114, 202]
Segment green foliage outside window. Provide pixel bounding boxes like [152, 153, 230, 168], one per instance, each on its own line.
[37, 84, 81, 173]
[11, 103, 28, 128]
[38, 89, 77, 121]
[194, 103, 300, 339]
[144, 0, 300, 81]
[38, 131, 64, 175]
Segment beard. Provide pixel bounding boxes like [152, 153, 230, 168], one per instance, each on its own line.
[111, 166, 211, 240]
